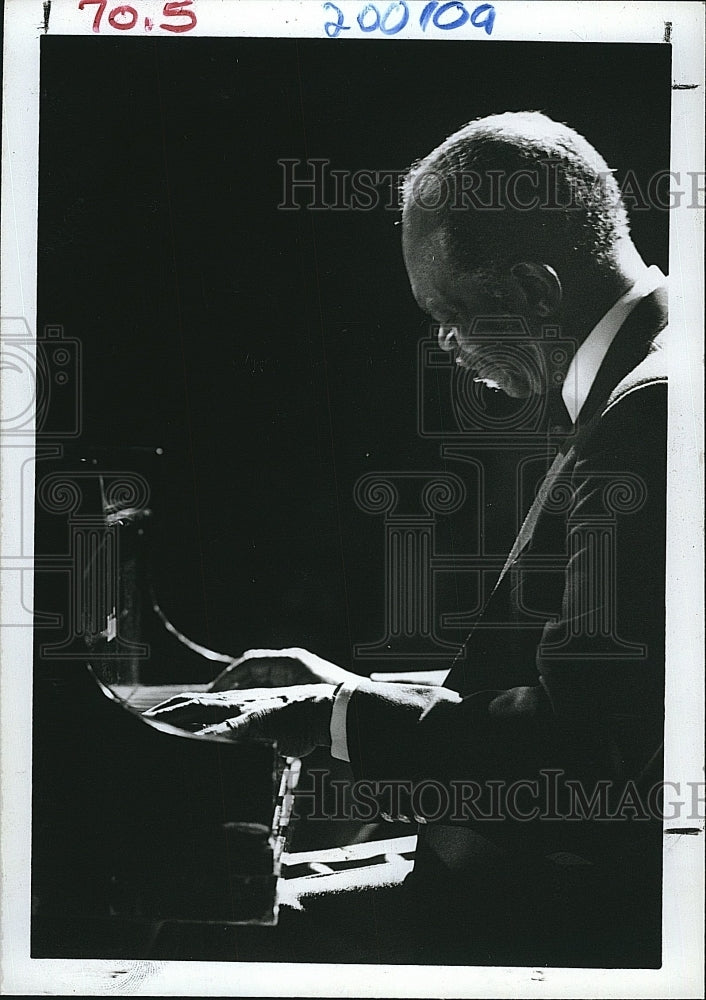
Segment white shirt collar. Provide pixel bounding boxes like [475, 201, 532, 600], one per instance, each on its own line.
[561, 265, 666, 423]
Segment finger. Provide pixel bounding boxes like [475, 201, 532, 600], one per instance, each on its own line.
[145, 696, 238, 726]
[148, 690, 293, 730]
[147, 690, 240, 710]
[199, 712, 264, 740]
[144, 695, 193, 716]
[198, 691, 293, 732]
[221, 688, 290, 706]
[197, 699, 318, 757]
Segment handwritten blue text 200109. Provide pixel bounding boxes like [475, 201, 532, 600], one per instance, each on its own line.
[323, 1, 496, 39]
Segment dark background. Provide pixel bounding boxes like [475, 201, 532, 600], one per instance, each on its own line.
[36, 36, 671, 673]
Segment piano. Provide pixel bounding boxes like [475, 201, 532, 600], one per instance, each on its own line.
[31, 449, 300, 959]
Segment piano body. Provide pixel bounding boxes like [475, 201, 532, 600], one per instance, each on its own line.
[31, 450, 299, 958]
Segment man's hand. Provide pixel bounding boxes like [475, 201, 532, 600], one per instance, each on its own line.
[144, 683, 336, 757]
[209, 647, 357, 692]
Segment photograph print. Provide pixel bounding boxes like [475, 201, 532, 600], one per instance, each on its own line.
[20, 18, 695, 977]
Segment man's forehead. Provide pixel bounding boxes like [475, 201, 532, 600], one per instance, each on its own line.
[402, 203, 448, 252]
[402, 209, 465, 310]
[403, 209, 449, 272]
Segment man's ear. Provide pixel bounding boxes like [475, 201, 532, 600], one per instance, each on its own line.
[510, 262, 562, 317]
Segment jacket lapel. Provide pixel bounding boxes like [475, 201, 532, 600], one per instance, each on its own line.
[576, 285, 668, 426]
[497, 446, 570, 582]
[497, 285, 669, 579]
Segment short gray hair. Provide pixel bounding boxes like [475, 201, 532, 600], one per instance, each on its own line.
[402, 111, 630, 273]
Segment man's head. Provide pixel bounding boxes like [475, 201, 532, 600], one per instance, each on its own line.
[401, 111, 636, 398]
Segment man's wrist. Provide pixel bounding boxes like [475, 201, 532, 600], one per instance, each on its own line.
[329, 677, 361, 761]
[314, 683, 337, 748]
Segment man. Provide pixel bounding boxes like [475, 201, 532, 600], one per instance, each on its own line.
[147, 113, 668, 966]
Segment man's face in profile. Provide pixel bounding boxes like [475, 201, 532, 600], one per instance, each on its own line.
[402, 205, 551, 400]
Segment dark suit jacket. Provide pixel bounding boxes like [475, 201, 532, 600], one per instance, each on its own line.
[346, 287, 668, 872]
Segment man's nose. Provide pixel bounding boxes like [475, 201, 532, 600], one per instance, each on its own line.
[438, 326, 458, 352]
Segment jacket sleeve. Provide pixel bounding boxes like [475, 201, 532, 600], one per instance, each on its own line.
[345, 382, 666, 810]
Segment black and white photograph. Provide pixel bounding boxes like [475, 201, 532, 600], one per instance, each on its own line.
[1, 1, 703, 995]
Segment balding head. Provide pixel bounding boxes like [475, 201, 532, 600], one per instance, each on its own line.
[402, 111, 630, 279]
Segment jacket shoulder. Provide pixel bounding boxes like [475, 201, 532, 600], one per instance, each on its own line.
[604, 329, 668, 418]
[577, 336, 668, 462]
